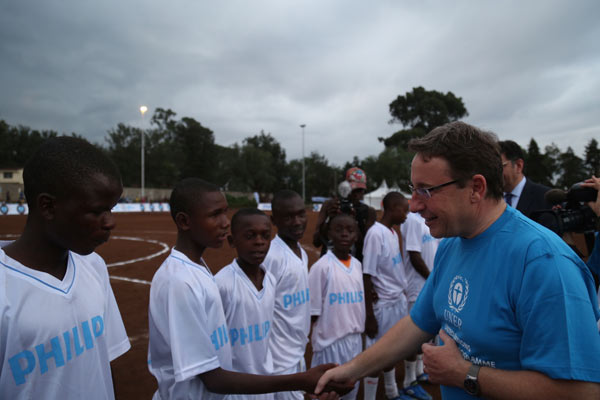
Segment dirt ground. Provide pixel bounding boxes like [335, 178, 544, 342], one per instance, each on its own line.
[0, 211, 440, 400]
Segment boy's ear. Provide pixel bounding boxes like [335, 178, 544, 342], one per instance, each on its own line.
[175, 211, 191, 231]
[227, 234, 235, 248]
[38, 193, 57, 220]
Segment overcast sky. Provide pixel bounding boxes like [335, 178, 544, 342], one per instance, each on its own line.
[1, 1, 599, 166]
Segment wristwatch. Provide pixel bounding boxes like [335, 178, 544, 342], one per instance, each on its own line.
[463, 363, 481, 396]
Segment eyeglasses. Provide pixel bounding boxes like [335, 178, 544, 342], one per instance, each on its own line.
[408, 180, 459, 199]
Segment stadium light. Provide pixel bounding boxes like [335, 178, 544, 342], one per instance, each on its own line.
[140, 106, 148, 201]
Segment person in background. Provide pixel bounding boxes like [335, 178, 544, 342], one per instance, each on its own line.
[499, 140, 551, 219]
[313, 167, 376, 261]
[362, 192, 410, 400]
[309, 213, 365, 400]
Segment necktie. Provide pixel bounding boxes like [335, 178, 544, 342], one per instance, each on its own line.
[504, 193, 513, 207]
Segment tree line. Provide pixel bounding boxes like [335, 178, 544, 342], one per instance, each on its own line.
[1, 87, 599, 200]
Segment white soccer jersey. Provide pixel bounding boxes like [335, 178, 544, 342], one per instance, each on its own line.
[400, 212, 441, 302]
[362, 222, 407, 306]
[0, 242, 130, 400]
[148, 248, 232, 400]
[308, 251, 365, 352]
[216, 260, 276, 400]
[262, 235, 310, 373]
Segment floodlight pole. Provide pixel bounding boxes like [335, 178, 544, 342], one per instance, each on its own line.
[300, 124, 306, 201]
[140, 106, 148, 201]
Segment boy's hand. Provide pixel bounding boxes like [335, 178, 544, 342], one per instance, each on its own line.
[304, 364, 354, 396]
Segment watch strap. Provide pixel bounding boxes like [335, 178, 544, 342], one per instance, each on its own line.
[466, 363, 481, 379]
[464, 363, 482, 396]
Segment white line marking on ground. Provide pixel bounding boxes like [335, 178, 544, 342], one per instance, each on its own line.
[110, 275, 151, 285]
[107, 236, 170, 267]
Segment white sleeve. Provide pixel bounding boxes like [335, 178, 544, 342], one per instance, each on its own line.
[362, 228, 380, 276]
[308, 259, 327, 317]
[404, 218, 423, 253]
[95, 254, 130, 361]
[215, 268, 232, 320]
[166, 278, 221, 382]
[264, 247, 285, 283]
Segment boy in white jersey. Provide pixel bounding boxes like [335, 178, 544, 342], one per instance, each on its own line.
[362, 192, 409, 400]
[148, 179, 345, 400]
[263, 190, 311, 400]
[309, 213, 365, 400]
[216, 208, 277, 400]
[0, 137, 130, 400]
[399, 212, 440, 400]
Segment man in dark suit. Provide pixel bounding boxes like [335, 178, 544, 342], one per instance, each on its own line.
[499, 140, 551, 219]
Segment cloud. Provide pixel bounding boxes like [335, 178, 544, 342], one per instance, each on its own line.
[1, 0, 598, 166]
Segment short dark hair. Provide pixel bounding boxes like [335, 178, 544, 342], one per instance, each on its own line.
[169, 178, 220, 221]
[382, 191, 406, 211]
[327, 212, 356, 230]
[499, 140, 525, 162]
[231, 208, 268, 234]
[271, 190, 301, 216]
[408, 121, 503, 199]
[23, 136, 121, 209]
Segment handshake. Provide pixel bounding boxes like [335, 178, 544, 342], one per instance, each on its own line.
[301, 363, 355, 399]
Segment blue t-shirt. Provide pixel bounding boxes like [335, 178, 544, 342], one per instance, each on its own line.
[587, 232, 600, 276]
[411, 206, 600, 400]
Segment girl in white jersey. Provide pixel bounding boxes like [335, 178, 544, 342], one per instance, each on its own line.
[309, 213, 365, 400]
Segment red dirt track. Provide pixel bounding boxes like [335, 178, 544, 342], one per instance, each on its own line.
[0, 211, 440, 400]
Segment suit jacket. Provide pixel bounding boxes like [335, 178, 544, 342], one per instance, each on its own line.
[516, 178, 551, 219]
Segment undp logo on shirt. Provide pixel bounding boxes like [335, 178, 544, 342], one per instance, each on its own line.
[448, 275, 469, 313]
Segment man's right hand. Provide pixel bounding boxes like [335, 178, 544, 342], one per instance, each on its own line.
[314, 364, 356, 396]
[304, 364, 354, 397]
[581, 176, 600, 217]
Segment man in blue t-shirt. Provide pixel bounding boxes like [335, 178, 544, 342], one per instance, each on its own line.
[315, 122, 600, 399]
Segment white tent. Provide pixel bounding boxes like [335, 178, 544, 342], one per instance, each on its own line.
[364, 180, 411, 210]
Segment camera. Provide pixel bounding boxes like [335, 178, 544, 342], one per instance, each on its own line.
[338, 181, 354, 214]
[531, 183, 598, 236]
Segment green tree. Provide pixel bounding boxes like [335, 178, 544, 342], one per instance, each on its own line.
[543, 143, 562, 187]
[0, 120, 58, 167]
[105, 108, 219, 188]
[556, 147, 586, 190]
[105, 123, 143, 187]
[388, 86, 468, 131]
[584, 138, 600, 177]
[171, 116, 218, 182]
[228, 131, 289, 195]
[380, 87, 468, 149]
[305, 152, 339, 198]
[524, 139, 553, 187]
[286, 153, 340, 200]
[377, 128, 425, 149]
